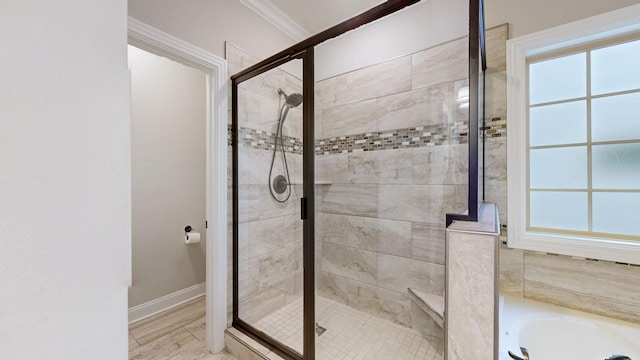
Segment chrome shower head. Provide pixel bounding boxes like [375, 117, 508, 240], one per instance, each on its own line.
[277, 88, 303, 108]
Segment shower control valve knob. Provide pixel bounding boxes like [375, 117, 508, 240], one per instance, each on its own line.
[272, 175, 288, 194]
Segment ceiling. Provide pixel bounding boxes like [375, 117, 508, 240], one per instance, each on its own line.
[241, 0, 388, 40]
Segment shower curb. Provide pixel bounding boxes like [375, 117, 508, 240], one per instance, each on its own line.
[225, 327, 286, 360]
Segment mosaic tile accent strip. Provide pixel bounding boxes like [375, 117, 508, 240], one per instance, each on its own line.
[481, 116, 507, 140]
[230, 121, 471, 155]
[229, 125, 303, 154]
[316, 123, 464, 155]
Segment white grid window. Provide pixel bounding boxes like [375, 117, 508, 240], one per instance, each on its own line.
[527, 39, 640, 239]
[506, 4, 640, 264]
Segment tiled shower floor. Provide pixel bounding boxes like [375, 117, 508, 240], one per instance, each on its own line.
[253, 297, 443, 360]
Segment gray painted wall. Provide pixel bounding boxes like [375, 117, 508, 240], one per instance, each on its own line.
[128, 45, 207, 307]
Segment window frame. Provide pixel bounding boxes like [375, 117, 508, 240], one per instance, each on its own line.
[506, 4, 640, 265]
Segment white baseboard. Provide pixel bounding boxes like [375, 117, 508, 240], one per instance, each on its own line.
[128, 282, 206, 324]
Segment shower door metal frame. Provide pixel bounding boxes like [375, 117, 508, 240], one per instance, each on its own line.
[231, 50, 311, 360]
[231, 1, 485, 359]
[446, 0, 487, 227]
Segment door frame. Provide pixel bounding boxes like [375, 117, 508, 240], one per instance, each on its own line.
[128, 17, 228, 353]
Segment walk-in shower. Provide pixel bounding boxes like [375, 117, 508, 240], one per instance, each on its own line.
[231, 0, 486, 359]
[269, 88, 303, 202]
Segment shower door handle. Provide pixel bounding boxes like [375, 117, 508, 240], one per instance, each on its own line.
[300, 197, 308, 220]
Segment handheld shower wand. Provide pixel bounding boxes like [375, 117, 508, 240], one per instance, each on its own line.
[268, 88, 302, 202]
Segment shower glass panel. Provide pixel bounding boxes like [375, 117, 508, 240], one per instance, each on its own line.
[235, 58, 305, 356]
[313, 1, 469, 358]
[232, 1, 484, 359]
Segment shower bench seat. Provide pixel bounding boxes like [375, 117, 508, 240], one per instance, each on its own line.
[408, 288, 444, 328]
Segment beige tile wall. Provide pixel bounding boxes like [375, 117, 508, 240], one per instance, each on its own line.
[315, 35, 473, 327]
[446, 227, 498, 360]
[313, 25, 515, 327]
[500, 247, 640, 323]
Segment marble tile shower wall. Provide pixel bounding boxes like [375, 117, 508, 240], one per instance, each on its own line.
[479, 27, 640, 324]
[481, 25, 509, 229]
[314, 37, 472, 327]
[226, 44, 304, 325]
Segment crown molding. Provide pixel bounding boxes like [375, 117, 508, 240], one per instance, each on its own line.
[240, 0, 310, 41]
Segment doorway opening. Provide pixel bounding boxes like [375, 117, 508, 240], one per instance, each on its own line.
[128, 18, 229, 353]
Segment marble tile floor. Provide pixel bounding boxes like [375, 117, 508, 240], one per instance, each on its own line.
[128, 296, 237, 360]
[253, 297, 443, 360]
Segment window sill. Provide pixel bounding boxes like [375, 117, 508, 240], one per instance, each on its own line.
[507, 230, 640, 265]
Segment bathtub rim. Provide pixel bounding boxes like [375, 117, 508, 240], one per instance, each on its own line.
[499, 294, 640, 360]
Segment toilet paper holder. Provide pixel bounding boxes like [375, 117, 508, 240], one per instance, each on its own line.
[183, 225, 201, 244]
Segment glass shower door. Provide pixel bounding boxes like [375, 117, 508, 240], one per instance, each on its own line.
[234, 57, 305, 357]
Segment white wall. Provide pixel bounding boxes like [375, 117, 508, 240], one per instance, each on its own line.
[316, 0, 468, 80]
[0, 0, 130, 358]
[315, 0, 640, 80]
[485, 0, 640, 38]
[128, 0, 297, 62]
[128, 45, 207, 307]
